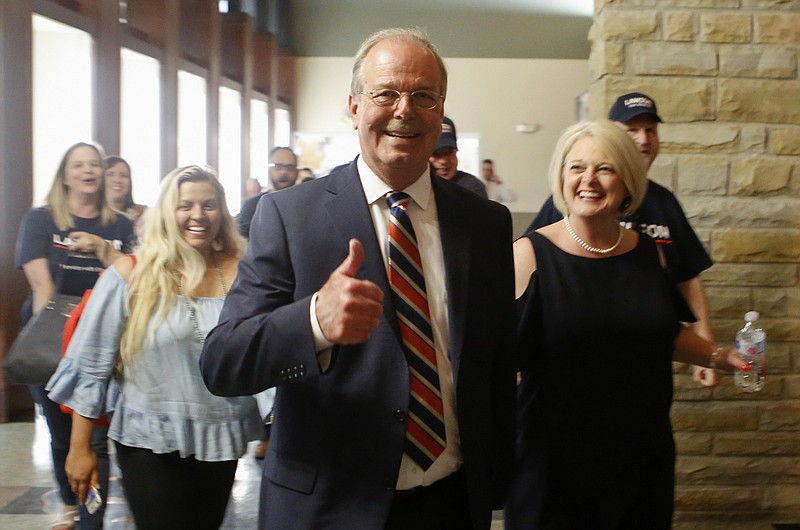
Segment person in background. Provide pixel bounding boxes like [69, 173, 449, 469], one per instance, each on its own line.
[47, 165, 262, 530]
[245, 177, 264, 198]
[481, 159, 517, 203]
[506, 121, 746, 529]
[236, 150, 300, 460]
[199, 27, 516, 530]
[267, 147, 301, 191]
[526, 92, 717, 386]
[104, 156, 147, 228]
[429, 116, 488, 199]
[236, 146, 299, 238]
[297, 167, 315, 184]
[16, 141, 135, 530]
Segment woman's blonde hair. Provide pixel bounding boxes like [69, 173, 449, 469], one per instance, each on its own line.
[120, 166, 243, 367]
[45, 142, 119, 230]
[549, 120, 648, 217]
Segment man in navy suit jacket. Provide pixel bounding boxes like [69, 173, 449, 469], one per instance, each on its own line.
[200, 27, 516, 530]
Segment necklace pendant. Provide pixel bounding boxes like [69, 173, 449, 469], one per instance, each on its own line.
[173, 251, 228, 344]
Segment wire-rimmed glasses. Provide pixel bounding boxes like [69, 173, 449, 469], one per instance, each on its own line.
[358, 89, 444, 110]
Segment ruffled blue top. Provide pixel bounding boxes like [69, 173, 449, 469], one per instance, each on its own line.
[47, 266, 262, 462]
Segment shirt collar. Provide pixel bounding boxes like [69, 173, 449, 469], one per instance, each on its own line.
[357, 156, 433, 211]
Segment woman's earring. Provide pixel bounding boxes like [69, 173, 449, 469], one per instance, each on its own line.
[212, 239, 223, 252]
[620, 196, 632, 212]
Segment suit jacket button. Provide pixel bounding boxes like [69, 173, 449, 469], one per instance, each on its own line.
[394, 409, 406, 422]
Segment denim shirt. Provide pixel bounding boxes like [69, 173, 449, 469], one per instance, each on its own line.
[47, 266, 262, 461]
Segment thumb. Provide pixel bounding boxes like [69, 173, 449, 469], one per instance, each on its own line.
[337, 239, 364, 278]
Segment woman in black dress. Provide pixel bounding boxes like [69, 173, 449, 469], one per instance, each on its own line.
[506, 120, 747, 529]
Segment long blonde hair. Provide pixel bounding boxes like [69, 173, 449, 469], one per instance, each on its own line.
[45, 142, 119, 230]
[119, 166, 243, 367]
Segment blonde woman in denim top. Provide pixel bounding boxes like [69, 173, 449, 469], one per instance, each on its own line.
[48, 166, 262, 529]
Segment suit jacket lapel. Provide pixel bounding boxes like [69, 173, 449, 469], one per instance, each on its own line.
[321, 161, 399, 337]
[432, 177, 470, 380]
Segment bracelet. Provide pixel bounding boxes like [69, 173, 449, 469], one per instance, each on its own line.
[708, 348, 719, 371]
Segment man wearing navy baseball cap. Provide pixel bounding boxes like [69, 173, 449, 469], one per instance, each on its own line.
[526, 91, 718, 387]
[608, 92, 662, 122]
[429, 117, 488, 199]
[608, 92, 662, 170]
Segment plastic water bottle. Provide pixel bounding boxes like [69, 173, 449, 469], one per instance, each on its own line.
[734, 311, 766, 392]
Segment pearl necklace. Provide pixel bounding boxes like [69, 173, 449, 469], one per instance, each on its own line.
[563, 216, 624, 255]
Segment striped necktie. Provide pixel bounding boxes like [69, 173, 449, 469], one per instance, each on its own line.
[386, 191, 446, 470]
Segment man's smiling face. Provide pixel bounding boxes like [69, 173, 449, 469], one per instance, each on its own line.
[349, 38, 444, 189]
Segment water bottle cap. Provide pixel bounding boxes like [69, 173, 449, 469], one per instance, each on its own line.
[744, 311, 760, 322]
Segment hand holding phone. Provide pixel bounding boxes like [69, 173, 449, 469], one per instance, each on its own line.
[85, 484, 102, 515]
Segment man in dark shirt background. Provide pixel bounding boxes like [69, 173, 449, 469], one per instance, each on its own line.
[237, 146, 299, 238]
[429, 116, 488, 199]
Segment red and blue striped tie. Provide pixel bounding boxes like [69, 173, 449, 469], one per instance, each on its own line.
[387, 191, 446, 470]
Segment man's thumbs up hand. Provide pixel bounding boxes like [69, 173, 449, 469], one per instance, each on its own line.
[316, 239, 384, 344]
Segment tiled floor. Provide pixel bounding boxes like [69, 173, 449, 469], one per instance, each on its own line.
[0, 414, 262, 529]
[0, 414, 505, 529]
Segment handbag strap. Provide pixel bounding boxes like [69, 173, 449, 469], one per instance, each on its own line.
[51, 257, 68, 298]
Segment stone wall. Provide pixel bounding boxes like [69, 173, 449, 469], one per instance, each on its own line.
[591, 1, 800, 528]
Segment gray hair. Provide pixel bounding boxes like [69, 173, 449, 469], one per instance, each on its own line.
[350, 27, 448, 98]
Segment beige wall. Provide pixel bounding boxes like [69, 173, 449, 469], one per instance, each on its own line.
[294, 56, 589, 213]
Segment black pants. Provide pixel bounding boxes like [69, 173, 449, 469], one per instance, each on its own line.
[385, 469, 475, 530]
[114, 442, 237, 530]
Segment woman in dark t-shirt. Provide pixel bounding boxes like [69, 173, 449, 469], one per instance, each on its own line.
[15, 142, 133, 530]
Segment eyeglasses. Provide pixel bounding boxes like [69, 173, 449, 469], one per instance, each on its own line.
[269, 163, 297, 171]
[358, 89, 444, 110]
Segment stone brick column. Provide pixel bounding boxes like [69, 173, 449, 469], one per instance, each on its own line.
[591, 1, 800, 527]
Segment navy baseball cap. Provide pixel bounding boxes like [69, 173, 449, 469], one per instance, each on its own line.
[608, 92, 663, 123]
[434, 116, 458, 152]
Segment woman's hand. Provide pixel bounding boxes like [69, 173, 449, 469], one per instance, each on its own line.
[673, 327, 751, 374]
[68, 231, 105, 256]
[68, 231, 121, 266]
[66, 414, 100, 505]
[715, 347, 751, 373]
[65, 444, 99, 505]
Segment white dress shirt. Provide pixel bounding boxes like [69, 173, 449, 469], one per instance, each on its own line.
[310, 157, 462, 489]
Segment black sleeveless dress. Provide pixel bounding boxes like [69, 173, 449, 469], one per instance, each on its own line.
[505, 232, 694, 530]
